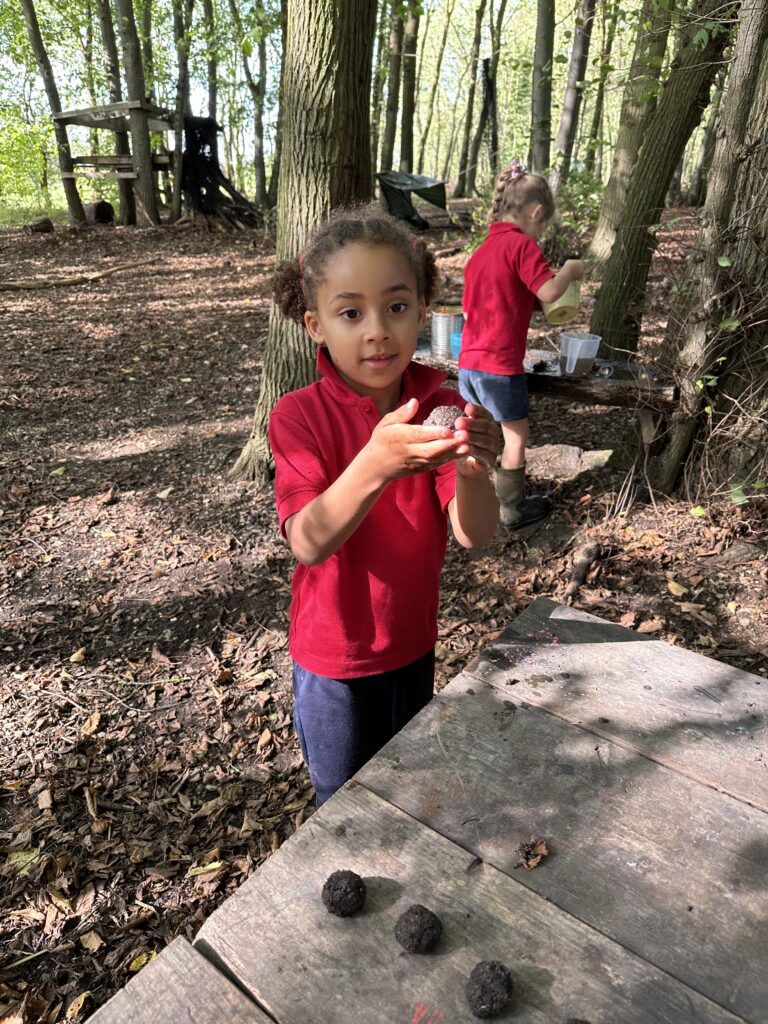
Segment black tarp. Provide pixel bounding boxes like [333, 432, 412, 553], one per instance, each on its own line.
[376, 171, 447, 230]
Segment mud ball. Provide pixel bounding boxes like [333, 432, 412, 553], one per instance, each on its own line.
[424, 404, 464, 429]
[321, 869, 366, 917]
[466, 961, 515, 1019]
[394, 904, 443, 953]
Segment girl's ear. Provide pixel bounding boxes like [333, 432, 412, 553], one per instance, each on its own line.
[304, 309, 325, 344]
[528, 202, 546, 225]
[417, 299, 427, 330]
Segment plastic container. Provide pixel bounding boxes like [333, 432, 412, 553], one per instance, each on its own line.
[541, 280, 580, 325]
[559, 331, 601, 376]
[431, 305, 463, 359]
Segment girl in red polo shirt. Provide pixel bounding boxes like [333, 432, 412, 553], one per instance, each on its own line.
[268, 205, 501, 806]
[459, 159, 585, 528]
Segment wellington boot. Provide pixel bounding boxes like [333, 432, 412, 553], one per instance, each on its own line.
[494, 466, 550, 529]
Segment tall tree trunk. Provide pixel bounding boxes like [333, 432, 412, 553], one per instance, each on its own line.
[649, 6, 768, 495]
[529, 0, 555, 173]
[588, 0, 673, 265]
[465, 0, 508, 193]
[380, 6, 404, 173]
[687, 83, 722, 206]
[454, 0, 488, 197]
[138, 0, 155, 99]
[82, 0, 100, 157]
[228, 0, 268, 206]
[268, 0, 287, 207]
[550, 0, 596, 191]
[584, 0, 618, 176]
[417, 0, 455, 176]
[98, 0, 135, 224]
[202, 0, 218, 159]
[231, 0, 376, 484]
[19, 0, 85, 225]
[115, 0, 160, 225]
[589, 0, 737, 355]
[171, 0, 195, 223]
[370, 0, 390, 178]
[398, 0, 420, 173]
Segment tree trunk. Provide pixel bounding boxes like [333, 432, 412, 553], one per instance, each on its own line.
[687, 84, 722, 206]
[380, 6, 404, 173]
[98, 0, 135, 224]
[584, 0, 618, 176]
[268, 0, 287, 208]
[589, 0, 733, 355]
[454, 0, 488, 197]
[588, 0, 673, 265]
[399, 0, 420, 173]
[370, 0, 390, 178]
[202, 0, 218, 159]
[115, 0, 160, 226]
[417, 0, 455, 176]
[231, 0, 376, 484]
[139, 0, 155, 99]
[550, 0, 596, 191]
[648, 9, 768, 496]
[529, 0, 555, 173]
[19, 0, 85, 225]
[171, 0, 195, 222]
[465, 0, 508, 192]
[227, 0, 268, 206]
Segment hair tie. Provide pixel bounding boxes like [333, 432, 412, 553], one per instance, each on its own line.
[508, 159, 527, 182]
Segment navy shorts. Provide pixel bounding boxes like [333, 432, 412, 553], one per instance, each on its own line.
[292, 650, 435, 806]
[458, 369, 529, 422]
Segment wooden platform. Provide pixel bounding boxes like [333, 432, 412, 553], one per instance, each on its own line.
[89, 600, 767, 1024]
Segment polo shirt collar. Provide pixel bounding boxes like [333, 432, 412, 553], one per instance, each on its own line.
[316, 346, 446, 409]
[489, 221, 525, 237]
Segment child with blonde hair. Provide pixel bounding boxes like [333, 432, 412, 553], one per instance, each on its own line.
[459, 159, 585, 527]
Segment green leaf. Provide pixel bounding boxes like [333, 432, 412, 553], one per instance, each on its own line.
[554, 54, 568, 63]
[693, 27, 709, 45]
[752, 479, 766, 491]
[719, 317, 741, 330]
[716, 255, 732, 267]
[689, 506, 707, 518]
[729, 483, 749, 506]
[241, 35, 253, 58]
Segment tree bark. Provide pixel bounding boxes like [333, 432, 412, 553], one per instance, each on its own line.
[231, 0, 376, 484]
[529, 0, 555, 173]
[399, 0, 420, 173]
[114, 0, 160, 226]
[227, 0, 268, 206]
[202, 0, 218, 159]
[454, 0, 488, 197]
[550, 0, 596, 191]
[98, 0, 135, 224]
[649, 8, 768, 496]
[686, 83, 722, 206]
[19, 0, 85, 225]
[589, 0, 734, 355]
[171, 0, 195, 222]
[417, 0, 455, 175]
[584, 0, 618, 177]
[370, 0, 390, 178]
[268, 0, 287, 208]
[588, 0, 673, 265]
[465, 0, 508, 192]
[380, 5, 404, 173]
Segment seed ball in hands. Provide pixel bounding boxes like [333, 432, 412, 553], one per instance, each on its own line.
[321, 869, 366, 917]
[424, 405, 465, 430]
[394, 904, 443, 953]
[466, 961, 515, 1018]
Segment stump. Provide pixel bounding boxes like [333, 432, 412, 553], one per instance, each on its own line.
[24, 217, 54, 234]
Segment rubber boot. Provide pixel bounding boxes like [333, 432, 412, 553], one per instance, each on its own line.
[494, 466, 550, 529]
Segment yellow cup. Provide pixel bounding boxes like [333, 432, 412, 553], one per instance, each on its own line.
[541, 280, 580, 325]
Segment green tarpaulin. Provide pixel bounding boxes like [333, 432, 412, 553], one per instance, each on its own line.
[376, 171, 447, 230]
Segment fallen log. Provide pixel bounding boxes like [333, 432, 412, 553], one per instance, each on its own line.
[0, 256, 160, 291]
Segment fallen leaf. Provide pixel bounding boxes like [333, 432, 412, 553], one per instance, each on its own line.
[156, 487, 174, 499]
[79, 930, 104, 952]
[65, 992, 90, 1020]
[637, 618, 664, 634]
[80, 711, 101, 737]
[49, 466, 66, 477]
[619, 611, 636, 628]
[257, 727, 272, 750]
[518, 834, 549, 870]
[37, 788, 53, 811]
[129, 950, 157, 972]
[667, 579, 689, 597]
[186, 859, 225, 877]
[5, 848, 41, 877]
[69, 647, 87, 664]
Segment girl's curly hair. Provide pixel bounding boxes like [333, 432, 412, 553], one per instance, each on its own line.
[272, 203, 439, 324]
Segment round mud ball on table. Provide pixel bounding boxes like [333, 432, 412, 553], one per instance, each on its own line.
[424, 405, 465, 429]
[321, 869, 366, 917]
[466, 960, 515, 1019]
[394, 904, 443, 953]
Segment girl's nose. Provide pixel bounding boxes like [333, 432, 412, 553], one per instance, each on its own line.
[364, 312, 389, 341]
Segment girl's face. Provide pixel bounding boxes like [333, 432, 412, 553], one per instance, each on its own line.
[304, 242, 426, 415]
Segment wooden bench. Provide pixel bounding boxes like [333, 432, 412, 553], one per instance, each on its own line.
[89, 600, 767, 1023]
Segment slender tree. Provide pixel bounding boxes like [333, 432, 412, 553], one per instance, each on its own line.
[465, 0, 508, 192]
[231, 0, 377, 483]
[202, 0, 218, 158]
[550, 0, 596, 191]
[370, 0, 391, 178]
[529, 0, 555, 173]
[454, 0, 488, 197]
[228, 0, 269, 206]
[584, 0, 619, 177]
[590, 0, 737, 354]
[380, 4, 404, 173]
[19, 0, 85, 224]
[171, 0, 195, 222]
[687, 83, 722, 206]
[267, 0, 287, 208]
[97, 0, 135, 223]
[417, 0, 455, 175]
[399, 0, 420, 173]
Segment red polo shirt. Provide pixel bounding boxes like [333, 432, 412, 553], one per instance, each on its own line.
[459, 222, 554, 376]
[269, 348, 459, 679]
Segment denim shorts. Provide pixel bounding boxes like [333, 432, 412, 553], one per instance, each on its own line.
[458, 369, 529, 422]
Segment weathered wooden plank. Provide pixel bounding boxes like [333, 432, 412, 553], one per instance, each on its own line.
[356, 680, 768, 1022]
[87, 937, 271, 1023]
[465, 598, 768, 811]
[196, 785, 746, 1024]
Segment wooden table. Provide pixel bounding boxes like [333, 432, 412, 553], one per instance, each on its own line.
[90, 599, 767, 1023]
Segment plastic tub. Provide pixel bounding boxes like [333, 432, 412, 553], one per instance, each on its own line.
[559, 331, 601, 376]
[541, 280, 581, 325]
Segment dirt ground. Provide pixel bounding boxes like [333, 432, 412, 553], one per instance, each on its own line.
[1, 211, 766, 1022]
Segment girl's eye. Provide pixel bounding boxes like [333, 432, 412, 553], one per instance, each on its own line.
[389, 301, 407, 314]
[340, 309, 361, 320]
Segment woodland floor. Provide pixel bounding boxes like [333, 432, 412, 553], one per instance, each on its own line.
[1, 207, 766, 1022]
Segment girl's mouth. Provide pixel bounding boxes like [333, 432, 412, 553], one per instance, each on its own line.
[362, 353, 396, 368]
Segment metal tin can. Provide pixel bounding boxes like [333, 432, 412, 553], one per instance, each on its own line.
[430, 305, 463, 359]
